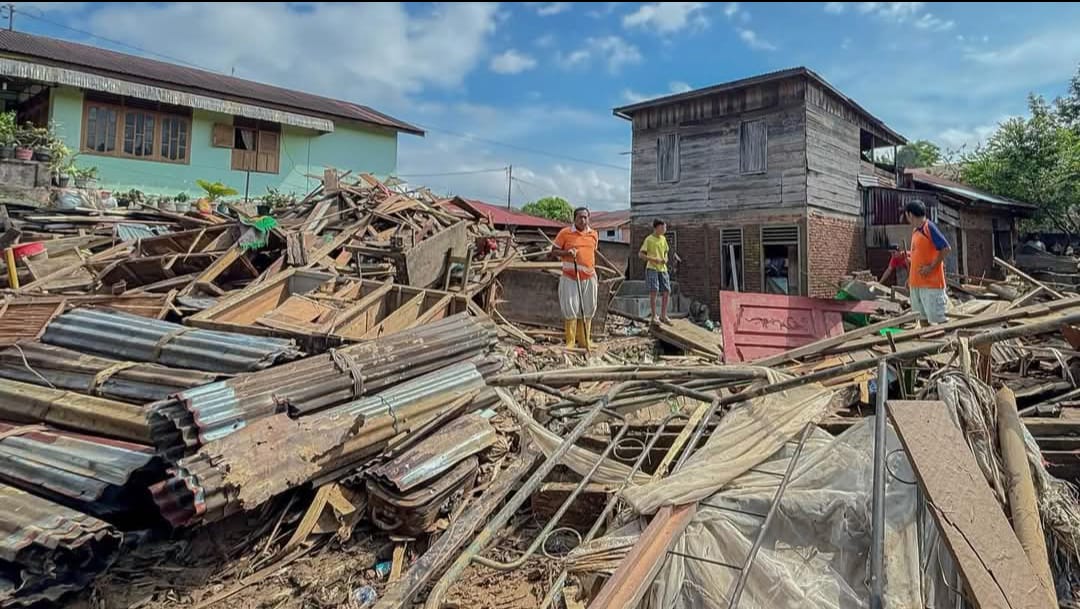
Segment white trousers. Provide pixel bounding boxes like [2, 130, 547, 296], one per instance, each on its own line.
[558, 275, 598, 320]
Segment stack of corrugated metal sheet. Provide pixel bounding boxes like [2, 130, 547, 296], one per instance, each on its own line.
[149, 361, 489, 527]
[0, 482, 121, 608]
[366, 413, 497, 535]
[0, 423, 162, 523]
[41, 308, 302, 373]
[0, 342, 219, 403]
[147, 312, 499, 459]
[0, 378, 151, 443]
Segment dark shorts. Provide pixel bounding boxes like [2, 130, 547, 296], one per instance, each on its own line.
[645, 269, 670, 293]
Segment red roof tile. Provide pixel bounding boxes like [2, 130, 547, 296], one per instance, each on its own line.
[588, 210, 630, 229]
[0, 29, 422, 135]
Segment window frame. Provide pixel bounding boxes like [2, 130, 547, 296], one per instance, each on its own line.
[739, 118, 767, 175]
[228, 123, 281, 175]
[656, 132, 680, 184]
[81, 99, 191, 165]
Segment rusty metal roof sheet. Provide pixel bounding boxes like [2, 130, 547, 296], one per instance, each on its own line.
[0, 423, 162, 521]
[0, 378, 150, 444]
[42, 308, 302, 373]
[370, 413, 495, 492]
[0, 342, 219, 404]
[0, 482, 120, 607]
[0, 301, 63, 347]
[0, 29, 422, 136]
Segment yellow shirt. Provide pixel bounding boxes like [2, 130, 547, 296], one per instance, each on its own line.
[640, 234, 669, 273]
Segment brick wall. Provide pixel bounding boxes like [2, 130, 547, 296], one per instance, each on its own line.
[807, 212, 865, 297]
[742, 226, 762, 294]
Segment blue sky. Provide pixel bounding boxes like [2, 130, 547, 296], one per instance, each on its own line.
[13, 2, 1080, 209]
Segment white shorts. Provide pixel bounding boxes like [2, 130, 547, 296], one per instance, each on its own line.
[558, 275, 598, 320]
[910, 287, 948, 324]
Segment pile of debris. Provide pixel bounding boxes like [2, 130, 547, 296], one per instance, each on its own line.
[0, 170, 1078, 609]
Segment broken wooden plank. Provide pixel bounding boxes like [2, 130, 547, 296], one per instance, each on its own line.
[888, 400, 1055, 609]
[651, 319, 723, 359]
[995, 256, 1066, 299]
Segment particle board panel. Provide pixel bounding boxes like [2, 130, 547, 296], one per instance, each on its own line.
[887, 400, 1055, 609]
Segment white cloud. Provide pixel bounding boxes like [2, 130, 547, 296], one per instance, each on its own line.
[913, 12, 954, 32]
[824, 2, 846, 14]
[396, 104, 629, 210]
[621, 81, 694, 104]
[586, 2, 624, 19]
[841, 37, 852, 50]
[558, 36, 642, 73]
[534, 33, 556, 48]
[622, 2, 709, 34]
[83, 3, 500, 107]
[936, 120, 1003, 152]
[535, 2, 571, 16]
[490, 49, 537, 74]
[738, 28, 776, 51]
[857, 2, 924, 20]
[724, 3, 739, 18]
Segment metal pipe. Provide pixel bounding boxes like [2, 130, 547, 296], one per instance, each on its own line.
[869, 360, 889, 609]
[539, 413, 686, 609]
[422, 383, 632, 609]
[727, 422, 814, 609]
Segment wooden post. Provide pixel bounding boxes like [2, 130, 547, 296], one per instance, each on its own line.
[4, 247, 17, 289]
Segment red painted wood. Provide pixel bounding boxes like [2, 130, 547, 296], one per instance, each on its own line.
[720, 291, 879, 362]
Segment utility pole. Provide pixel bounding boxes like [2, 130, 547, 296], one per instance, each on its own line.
[506, 164, 512, 209]
[5, 4, 14, 31]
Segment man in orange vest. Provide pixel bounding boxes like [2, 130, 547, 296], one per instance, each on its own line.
[904, 200, 951, 325]
[550, 207, 599, 349]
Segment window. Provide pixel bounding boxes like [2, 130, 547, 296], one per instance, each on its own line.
[720, 227, 744, 292]
[160, 116, 189, 161]
[761, 225, 801, 295]
[82, 100, 189, 163]
[657, 133, 679, 183]
[85, 105, 118, 154]
[213, 121, 281, 174]
[739, 119, 767, 174]
[605, 229, 617, 239]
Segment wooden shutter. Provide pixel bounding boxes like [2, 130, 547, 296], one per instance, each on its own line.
[739, 119, 767, 174]
[657, 133, 678, 183]
[212, 123, 234, 148]
[256, 131, 280, 174]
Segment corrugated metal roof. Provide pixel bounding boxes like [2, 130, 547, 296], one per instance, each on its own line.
[0, 482, 120, 607]
[370, 413, 494, 492]
[0, 29, 422, 136]
[443, 198, 568, 230]
[0, 422, 161, 520]
[0, 342, 219, 404]
[906, 168, 1036, 212]
[42, 308, 302, 373]
[613, 66, 905, 145]
[588, 210, 630, 229]
[0, 377, 150, 444]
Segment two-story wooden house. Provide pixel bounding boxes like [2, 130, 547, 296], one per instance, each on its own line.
[614, 67, 907, 311]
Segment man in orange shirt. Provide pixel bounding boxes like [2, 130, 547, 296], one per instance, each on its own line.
[550, 207, 599, 349]
[904, 200, 951, 325]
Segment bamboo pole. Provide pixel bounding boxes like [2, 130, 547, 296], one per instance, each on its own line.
[995, 386, 1056, 606]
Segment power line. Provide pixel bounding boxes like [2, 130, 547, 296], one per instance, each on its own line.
[15, 9, 224, 73]
[395, 167, 507, 178]
[18, 14, 631, 174]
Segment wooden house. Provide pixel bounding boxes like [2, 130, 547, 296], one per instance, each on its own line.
[614, 67, 906, 310]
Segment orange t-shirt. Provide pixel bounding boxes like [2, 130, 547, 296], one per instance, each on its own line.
[908, 220, 950, 289]
[553, 227, 598, 280]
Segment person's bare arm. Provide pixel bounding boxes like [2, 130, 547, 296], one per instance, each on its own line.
[639, 249, 663, 264]
[551, 246, 576, 259]
[879, 266, 895, 284]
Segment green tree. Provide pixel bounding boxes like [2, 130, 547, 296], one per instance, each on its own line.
[961, 92, 1080, 239]
[895, 139, 942, 169]
[521, 196, 572, 222]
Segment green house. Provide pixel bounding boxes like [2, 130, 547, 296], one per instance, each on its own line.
[0, 29, 422, 196]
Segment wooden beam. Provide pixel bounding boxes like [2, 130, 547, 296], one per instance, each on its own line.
[995, 256, 1066, 299]
[888, 400, 1055, 609]
[362, 291, 425, 339]
[754, 311, 919, 366]
[180, 244, 244, 296]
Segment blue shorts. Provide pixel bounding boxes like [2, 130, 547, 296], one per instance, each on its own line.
[645, 269, 670, 293]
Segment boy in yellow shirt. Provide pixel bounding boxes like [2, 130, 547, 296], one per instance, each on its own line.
[639, 218, 672, 324]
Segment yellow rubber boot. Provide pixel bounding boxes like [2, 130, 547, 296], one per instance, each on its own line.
[578, 319, 596, 347]
[564, 319, 577, 348]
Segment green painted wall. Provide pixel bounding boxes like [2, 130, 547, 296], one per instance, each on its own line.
[48, 86, 399, 197]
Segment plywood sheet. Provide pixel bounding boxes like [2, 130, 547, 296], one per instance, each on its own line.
[888, 400, 1055, 609]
